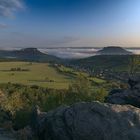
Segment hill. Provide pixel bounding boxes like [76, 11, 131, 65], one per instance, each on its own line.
[67, 55, 135, 80]
[97, 46, 132, 55]
[70, 55, 131, 70]
[0, 48, 60, 62]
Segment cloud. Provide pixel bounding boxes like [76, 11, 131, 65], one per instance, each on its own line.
[42, 48, 98, 59]
[0, 23, 8, 28]
[0, 0, 24, 17]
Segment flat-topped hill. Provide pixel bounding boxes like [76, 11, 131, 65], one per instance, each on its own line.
[0, 48, 60, 62]
[97, 46, 132, 55]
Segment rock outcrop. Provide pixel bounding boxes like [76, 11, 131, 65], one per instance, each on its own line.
[23, 76, 140, 140]
[31, 102, 140, 140]
[106, 76, 140, 108]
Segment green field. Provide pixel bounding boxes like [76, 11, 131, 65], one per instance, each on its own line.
[0, 61, 109, 89]
[0, 62, 74, 89]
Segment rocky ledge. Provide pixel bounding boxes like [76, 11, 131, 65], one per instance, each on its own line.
[21, 76, 140, 140]
[106, 76, 140, 108]
[29, 102, 140, 140]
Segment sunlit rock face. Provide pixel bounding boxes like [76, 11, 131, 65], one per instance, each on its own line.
[106, 76, 140, 108]
[31, 102, 140, 140]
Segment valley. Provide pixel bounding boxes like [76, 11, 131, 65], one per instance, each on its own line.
[0, 47, 139, 140]
[1, 0, 140, 139]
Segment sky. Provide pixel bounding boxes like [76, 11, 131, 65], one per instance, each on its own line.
[0, 0, 140, 48]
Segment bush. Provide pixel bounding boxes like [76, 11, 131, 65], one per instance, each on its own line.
[13, 109, 31, 130]
[0, 82, 108, 130]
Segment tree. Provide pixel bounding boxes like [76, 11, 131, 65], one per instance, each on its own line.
[67, 73, 92, 103]
[0, 92, 24, 117]
[129, 55, 140, 77]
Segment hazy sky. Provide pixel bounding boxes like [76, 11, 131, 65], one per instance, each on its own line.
[0, 0, 140, 48]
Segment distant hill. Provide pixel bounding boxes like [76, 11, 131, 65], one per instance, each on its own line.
[0, 48, 60, 62]
[70, 55, 131, 70]
[97, 46, 132, 55]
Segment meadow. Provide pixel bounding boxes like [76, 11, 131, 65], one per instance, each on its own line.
[0, 61, 108, 89]
[0, 62, 74, 89]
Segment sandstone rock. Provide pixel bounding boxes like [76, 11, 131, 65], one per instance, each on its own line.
[32, 102, 140, 140]
[106, 76, 140, 107]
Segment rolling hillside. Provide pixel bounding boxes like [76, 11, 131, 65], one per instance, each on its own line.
[0, 48, 60, 62]
[70, 55, 131, 71]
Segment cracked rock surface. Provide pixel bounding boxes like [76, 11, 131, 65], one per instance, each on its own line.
[32, 102, 140, 140]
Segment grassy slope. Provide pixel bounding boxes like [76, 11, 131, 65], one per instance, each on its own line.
[56, 65, 106, 83]
[71, 55, 131, 71]
[0, 62, 74, 89]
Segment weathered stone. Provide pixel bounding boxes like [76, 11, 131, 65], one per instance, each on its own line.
[31, 102, 140, 140]
[106, 76, 140, 107]
[128, 76, 140, 89]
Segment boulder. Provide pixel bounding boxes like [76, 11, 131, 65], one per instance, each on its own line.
[106, 76, 140, 107]
[128, 76, 140, 89]
[32, 102, 140, 140]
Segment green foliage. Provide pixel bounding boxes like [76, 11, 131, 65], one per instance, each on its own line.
[0, 80, 109, 130]
[73, 55, 131, 71]
[129, 55, 140, 76]
[57, 65, 88, 77]
[69, 74, 92, 96]
[1, 92, 24, 116]
[88, 77, 106, 84]
[90, 88, 108, 102]
[66, 74, 107, 104]
[13, 109, 31, 130]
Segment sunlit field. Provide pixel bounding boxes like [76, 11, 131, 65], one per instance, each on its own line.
[0, 62, 74, 89]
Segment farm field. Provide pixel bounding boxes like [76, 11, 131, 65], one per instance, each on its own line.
[0, 61, 108, 89]
[0, 62, 74, 89]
